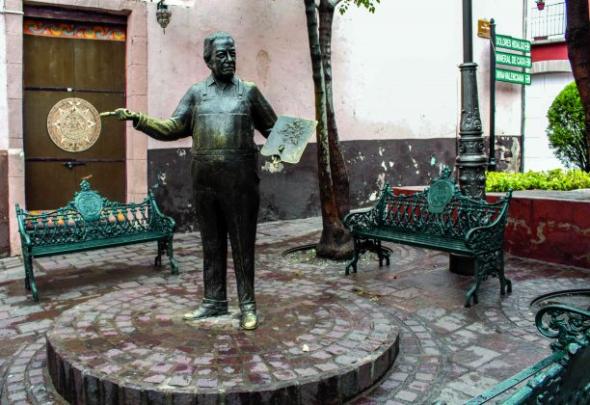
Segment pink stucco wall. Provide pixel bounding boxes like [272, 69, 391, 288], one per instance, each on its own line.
[144, 1, 490, 150]
[143, 0, 526, 151]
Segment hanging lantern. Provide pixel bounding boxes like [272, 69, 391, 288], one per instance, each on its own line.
[536, 0, 545, 11]
[156, 0, 172, 33]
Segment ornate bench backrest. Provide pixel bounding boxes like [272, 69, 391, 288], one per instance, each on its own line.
[16, 180, 161, 247]
[375, 169, 510, 240]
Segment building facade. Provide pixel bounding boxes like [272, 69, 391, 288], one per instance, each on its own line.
[525, 0, 572, 171]
[0, 0, 529, 256]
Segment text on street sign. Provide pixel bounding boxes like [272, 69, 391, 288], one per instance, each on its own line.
[496, 68, 531, 85]
[496, 51, 532, 68]
[495, 35, 531, 52]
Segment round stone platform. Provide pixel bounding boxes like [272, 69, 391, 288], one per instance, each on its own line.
[46, 281, 400, 404]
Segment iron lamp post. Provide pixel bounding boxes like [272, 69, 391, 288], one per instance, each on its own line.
[451, 0, 488, 276]
[456, 0, 487, 200]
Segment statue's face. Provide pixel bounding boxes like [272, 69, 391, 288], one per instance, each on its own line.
[207, 37, 236, 81]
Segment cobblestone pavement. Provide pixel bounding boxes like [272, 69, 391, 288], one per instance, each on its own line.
[1, 216, 589, 404]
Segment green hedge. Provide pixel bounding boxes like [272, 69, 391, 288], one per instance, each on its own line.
[486, 169, 590, 192]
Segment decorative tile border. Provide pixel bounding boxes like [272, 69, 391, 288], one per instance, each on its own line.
[24, 19, 125, 42]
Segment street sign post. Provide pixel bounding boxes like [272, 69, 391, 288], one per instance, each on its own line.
[489, 18, 497, 170]
[487, 25, 532, 170]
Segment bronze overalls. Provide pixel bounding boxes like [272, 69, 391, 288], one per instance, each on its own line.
[134, 76, 277, 312]
[192, 79, 260, 311]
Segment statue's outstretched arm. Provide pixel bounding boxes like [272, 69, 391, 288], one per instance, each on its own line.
[101, 87, 195, 141]
[100, 108, 139, 121]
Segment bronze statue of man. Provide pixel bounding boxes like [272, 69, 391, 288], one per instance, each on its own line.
[103, 32, 277, 330]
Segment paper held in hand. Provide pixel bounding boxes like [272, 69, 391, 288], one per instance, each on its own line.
[261, 116, 317, 166]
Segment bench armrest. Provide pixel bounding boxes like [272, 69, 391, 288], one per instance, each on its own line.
[15, 205, 31, 247]
[464, 197, 511, 251]
[163, 215, 176, 232]
[535, 303, 590, 339]
[464, 220, 505, 251]
[343, 208, 377, 231]
[149, 194, 176, 233]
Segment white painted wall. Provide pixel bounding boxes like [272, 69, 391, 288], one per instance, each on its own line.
[143, 0, 525, 150]
[524, 72, 569, 171]
[523, 0, 569, 171]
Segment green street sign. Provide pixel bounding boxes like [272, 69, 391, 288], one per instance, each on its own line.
[496, 34, 531, 53]
[496, 51, 532, 68]
[496, 68, 531, 85]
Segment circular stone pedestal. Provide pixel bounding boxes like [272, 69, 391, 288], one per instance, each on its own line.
[46, 283, 399, 404]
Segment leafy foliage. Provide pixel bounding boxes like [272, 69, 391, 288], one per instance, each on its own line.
[547, 81, 590, 171]
[486, 169, 590, 192]
[338, 0, 380, 14]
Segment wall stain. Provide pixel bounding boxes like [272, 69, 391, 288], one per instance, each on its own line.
[556, 222, 590, 236]
[507, 218, 532, 236]
[256, 50, 271, 87]
[531, 222, 547, 245]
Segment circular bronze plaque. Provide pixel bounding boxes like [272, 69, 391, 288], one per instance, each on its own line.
[427, 180, 455, 214]
[47, 98, 101, 152]
[74, 190, 103, 221]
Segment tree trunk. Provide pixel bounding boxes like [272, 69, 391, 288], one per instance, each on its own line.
[565, 0, 590, 171]
[319, 1, 352, 218]
[304, 0, 353, 259]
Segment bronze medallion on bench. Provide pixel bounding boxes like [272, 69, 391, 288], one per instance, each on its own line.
[426, 175, 455, 214]
[73, 181, 103, 221]
[15, 180, 178, 302]
[344, 167, 513, 307]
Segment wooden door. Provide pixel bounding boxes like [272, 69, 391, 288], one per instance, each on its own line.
[23, 15, 127, 210]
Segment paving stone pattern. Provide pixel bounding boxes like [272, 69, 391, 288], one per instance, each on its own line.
[0, 217, 589, 404]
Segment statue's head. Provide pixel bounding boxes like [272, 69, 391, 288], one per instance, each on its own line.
[203, 32, 236, 82]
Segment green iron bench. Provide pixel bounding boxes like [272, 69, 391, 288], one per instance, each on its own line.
[343, 168, 512, 307]
[15, 179, 178, 302]
[466, 289, 590, 404]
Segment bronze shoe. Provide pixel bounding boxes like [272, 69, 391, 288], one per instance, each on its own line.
[240, 310, 258, 330]
[183, 299, 228, 321]
[239, 302, 258, 330]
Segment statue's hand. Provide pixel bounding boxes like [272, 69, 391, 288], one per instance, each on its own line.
[100, 108, 139, 121]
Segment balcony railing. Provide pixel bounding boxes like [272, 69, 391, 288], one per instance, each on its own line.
[530, 2, 566, 41]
